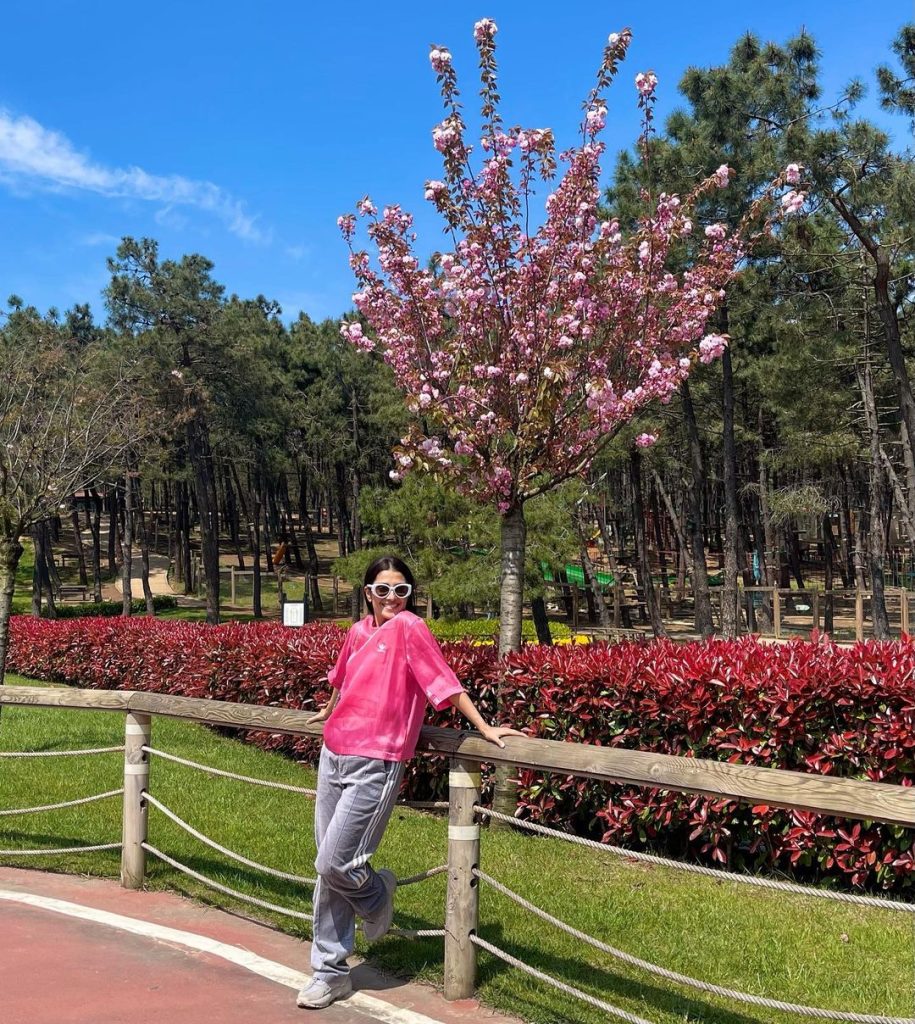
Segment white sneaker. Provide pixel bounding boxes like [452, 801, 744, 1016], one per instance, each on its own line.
[362, 868, 397, 941]
[296, 975, 353, 1009]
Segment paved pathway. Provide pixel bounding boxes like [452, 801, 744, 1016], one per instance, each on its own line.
[112, 551, 177, 598]
[0, 867, 518, 1024]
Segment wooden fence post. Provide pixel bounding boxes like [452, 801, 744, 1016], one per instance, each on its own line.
[332, 576, 339, 616]
[902, 590, 910, 637]
[230, 565, 236, 605]
[571, 585, 579, 632]
[121, 711, 150, 890]
[772, 588, 781, 639]
[855, 588, 864, 642]
[613, 584, 621, 628]
[444, 758, 481, 1000]
[811, 590, 820, 633]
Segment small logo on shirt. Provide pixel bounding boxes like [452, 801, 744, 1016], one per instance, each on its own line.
[377, 642, 387, 653]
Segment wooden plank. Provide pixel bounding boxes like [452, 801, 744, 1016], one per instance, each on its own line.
[3, 686, 913, 827]
[417, 728, 915, 828]
[0, 686, 132, 711]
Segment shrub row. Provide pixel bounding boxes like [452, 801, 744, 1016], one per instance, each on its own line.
[47, 596, 179, 619]
[6, 616, 914, 892]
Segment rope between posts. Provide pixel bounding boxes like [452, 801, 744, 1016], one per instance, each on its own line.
[389, 928, 447, 939]
[0, 789, 124, 816]
[0, 746, 124, 757]
[142, 747, 317, 796]
[0, 843, 122, 856]
[470, 934, 654, 1024]
[473, 869, 914, 1023]
[397, 865, 448, 886]
[475, 806, 915, 914]
[144, 792, 317, 886]
[142, 844, 314, 922]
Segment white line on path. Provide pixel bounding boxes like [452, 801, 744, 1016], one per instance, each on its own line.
[0, 888, 447, 1024]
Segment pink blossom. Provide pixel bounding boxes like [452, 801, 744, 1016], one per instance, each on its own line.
[704, 223, 726, 240]
[635, 71, 658, 97]
[339, 22, 764, 513]
[429, 47, 452, 73]
[337, 214, 356, 241]
[424, 180, 446, 202]
[473, 18, 497, 41]
[432, 118, 461, 152]
[635, 433, 657, 448]
[585, 104, 607, 133]
[698, 333, 728, 364]
[785, 163, 802, 184]
[780, 190, 806, 215]
[713, 164, 731, 188]
[356, 197, 377, 217]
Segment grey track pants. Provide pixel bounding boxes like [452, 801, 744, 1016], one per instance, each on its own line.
[310, 745, 405, 982]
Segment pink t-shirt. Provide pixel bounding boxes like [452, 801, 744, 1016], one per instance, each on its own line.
[323, 611, 464, 762]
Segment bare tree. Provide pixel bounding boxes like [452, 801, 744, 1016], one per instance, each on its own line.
[0, 302, 145, 682]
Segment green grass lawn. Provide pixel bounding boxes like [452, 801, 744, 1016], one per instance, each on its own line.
[1, 674, 912, 1024]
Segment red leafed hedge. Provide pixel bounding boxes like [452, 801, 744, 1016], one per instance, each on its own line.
[6, 617, 915, 893]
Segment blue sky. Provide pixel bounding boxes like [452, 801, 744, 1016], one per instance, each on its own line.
[0, 1, 910, 326]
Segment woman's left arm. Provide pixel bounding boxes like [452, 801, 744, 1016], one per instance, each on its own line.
[448, 692, 525, 748]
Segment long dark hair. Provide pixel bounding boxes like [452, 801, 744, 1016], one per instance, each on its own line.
[363, 554, 417, 613]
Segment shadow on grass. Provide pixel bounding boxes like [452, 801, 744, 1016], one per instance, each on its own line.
[471, 922, 773, 1024]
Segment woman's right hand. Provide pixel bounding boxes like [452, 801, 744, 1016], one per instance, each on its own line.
[306, 707, 331, 725]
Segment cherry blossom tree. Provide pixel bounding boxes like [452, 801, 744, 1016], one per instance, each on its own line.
[340, 20, 800, 653]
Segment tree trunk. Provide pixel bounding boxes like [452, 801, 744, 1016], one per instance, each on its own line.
[224, 466, 246, 569]
[187, 416, 221, 625]
[134, 479, 155, 616]
[720, 340, 740, 637]
[839, 468, 855, 588]
[630, 451, 667, 638]
[120, 474, 134, 617]
[498, 504, 526, 655]
[299, 468, 324, 613]
[681, 380, 714, 637]
[0, 535, 24, 684]
[89, 488, 103, 603]
[652, 471, 692, 574]
[822, 512, 837, 634]
[333, 462, 354, 558]
[578, 526, 610, 629]
[858, 356, 891, 639]
[531, 596, 552, 645]
[250, 483, 263, 620]
[31, 522, 57, 618]
[70, 498, 88, 586]
[493, 502, 527, 826]
[107, 487, 118, 576]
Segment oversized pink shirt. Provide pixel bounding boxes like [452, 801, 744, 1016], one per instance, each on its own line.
[323, 611, 464, 762]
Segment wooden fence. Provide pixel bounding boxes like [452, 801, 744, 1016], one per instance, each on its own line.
[557, 580, 915, 641]
[2, 682, 912, 1014]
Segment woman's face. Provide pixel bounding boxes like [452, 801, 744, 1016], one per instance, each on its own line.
[365, 569, 409, 626]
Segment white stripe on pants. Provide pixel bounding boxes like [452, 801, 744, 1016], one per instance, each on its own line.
[310, 745, 405, 982]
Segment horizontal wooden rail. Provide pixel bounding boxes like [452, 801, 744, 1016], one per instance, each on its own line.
[2, 685, 913, 828]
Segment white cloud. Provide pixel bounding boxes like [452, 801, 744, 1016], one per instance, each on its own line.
[80, 231, 120, 247]
[0, 109, 270, 244]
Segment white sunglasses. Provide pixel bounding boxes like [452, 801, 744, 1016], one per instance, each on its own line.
[365, 582, 413, 600]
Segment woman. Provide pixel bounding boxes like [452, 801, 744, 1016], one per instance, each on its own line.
[297, 554, 520, 1009]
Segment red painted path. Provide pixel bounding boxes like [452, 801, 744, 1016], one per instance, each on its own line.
[0, 867, 519, 1024]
